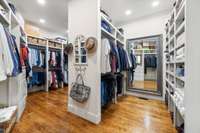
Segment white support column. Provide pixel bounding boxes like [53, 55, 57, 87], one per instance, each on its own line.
[68, 0, 101, 124]
[185, 0, 200, 132]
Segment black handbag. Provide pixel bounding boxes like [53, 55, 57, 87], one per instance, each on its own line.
[70, 74, 91, 103]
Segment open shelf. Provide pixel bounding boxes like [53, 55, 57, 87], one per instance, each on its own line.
[101, 27, 115, 40]
[165, 0, 185, 126]
[101, 13, 126, 46]
[0, 10, 9, 26]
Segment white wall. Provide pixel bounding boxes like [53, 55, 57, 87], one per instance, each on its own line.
[121, 11, 169, 39]
[121, 11, 169, 99]
[68, 0, 101, 124]
[25, 23, 67, 39]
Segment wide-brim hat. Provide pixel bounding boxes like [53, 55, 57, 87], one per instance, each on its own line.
[85, 37, 97, 53]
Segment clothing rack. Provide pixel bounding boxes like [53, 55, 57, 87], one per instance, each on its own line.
[27, 35, 65, 92]
[100, 11, 129, 106]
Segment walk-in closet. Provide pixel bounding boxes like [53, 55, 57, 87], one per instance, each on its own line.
[0, 0, 200, 133]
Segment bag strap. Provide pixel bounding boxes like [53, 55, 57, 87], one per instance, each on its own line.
[75, 73, 84, 85]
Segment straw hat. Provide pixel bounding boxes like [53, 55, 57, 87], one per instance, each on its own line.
[85, 37, 97, 53]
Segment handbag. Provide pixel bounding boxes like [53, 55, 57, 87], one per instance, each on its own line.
[70, 73, 91, 103]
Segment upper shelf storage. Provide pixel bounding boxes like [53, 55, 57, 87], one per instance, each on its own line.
[0, 0, 25, 29]
[175, 0, 185, 30]
[48, 40, 63, 50]
[101, 13, 126, 45]
[28, 35, 47, 47]
[0, 0, 10, 26]
[28, 35, 64, 50]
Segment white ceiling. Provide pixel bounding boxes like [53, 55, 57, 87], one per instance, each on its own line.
[11, 0, 174, 36]
[11, 0, 68, 36]
[101, 0, 174, 26]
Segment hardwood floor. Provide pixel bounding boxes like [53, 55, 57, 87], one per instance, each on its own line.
[13, 88, 177, 133]
[131, 80, 157, 91]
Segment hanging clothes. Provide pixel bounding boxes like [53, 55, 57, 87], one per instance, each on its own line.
[48, 50, 63, 89]
[20, 44, 31, 78]
[27, 46, 46, 88]
[101, 73, 116, 107]
[117, 44, 131, 71]
[63, 53, 68, 84]
[0, 24, 13, 81]
[109, 40, 120, 73]
[125, 50, 132, 69]
[130, 52, 137, 70]
[4, 27, 22, 76]
[101, 38, 111, 73]
[116, 73, 123, 94]
[144, 54, 157, 74]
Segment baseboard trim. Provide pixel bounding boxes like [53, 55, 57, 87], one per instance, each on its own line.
[68, 104, 101, 124]
[126, 91, 164, 101]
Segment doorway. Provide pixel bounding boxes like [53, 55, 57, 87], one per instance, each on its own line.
[127, 35, 163, 96]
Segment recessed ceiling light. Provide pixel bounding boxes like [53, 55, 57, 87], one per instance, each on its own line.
[39, 19, 45, 24]
[152, 1, 160, 7]
[37, 0, 46, 5]
[125, 10, 132, 16]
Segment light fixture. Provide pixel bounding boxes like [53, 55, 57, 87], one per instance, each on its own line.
[39, 19, 45, 24]
[125, 10, 132, 16]
[152, 1, 160, 7]
[37, 0, 46, 5]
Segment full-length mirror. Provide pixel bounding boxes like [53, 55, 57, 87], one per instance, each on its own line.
[127, 35, 163, 95]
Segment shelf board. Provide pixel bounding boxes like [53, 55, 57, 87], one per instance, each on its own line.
[175, 87, 184, 96]
[166, 61, 175, 64]
[169, 23, 175, 34]
[116, 39, 125, 45]
[101, 28, 116, 40]
[28, 43, 47, 48]
[176, 0, 185, 19]
[175, 59, 185, 64]
[0, 0, 10, 10]
[167, 71, 175, 77]
[0, 11, 10, 26]
[176, 76, 185, 82]
[48, 46, 62, 50]
[11, 11, 22, 28]
[176, 42, 185, 50]
[166, 79, 175, 88]
[176, 21, 185, 37]
[169, 36, 175, 45]
[169, 48, 175, 54]
[116, 30, 125, 41]
[101, 13, 126, 41]
[101, 13, 116, 31]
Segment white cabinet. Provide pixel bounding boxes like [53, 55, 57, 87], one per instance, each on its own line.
[8, 70, 27, 120]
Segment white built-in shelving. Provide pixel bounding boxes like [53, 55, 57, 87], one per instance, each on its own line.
[101, 13, 126, 46]
[27, 35, 65, 92]
[101, 12, 127, 103]
[0, 0, 28, 121]
[165, 0, 185, 128]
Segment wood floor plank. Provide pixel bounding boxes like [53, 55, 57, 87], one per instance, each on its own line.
[12, 88, 177, 133]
